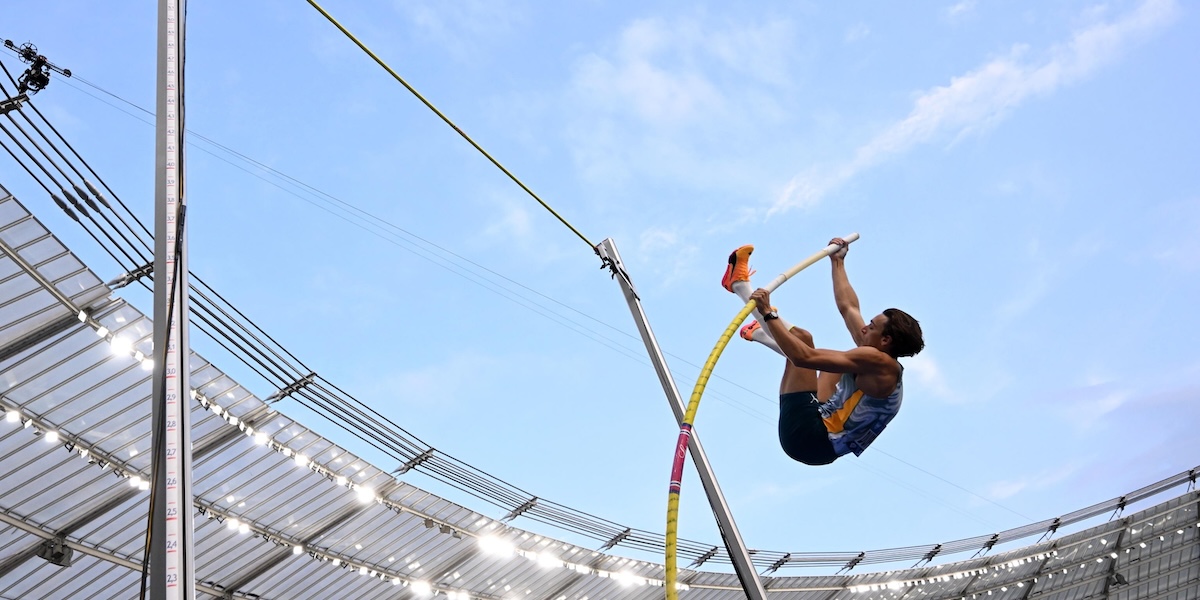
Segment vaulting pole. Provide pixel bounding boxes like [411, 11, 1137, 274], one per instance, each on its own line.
[596, 238, 768, 600]
[150, 0, 195, 597]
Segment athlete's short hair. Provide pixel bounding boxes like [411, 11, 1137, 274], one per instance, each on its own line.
[882, 308, 924, 358]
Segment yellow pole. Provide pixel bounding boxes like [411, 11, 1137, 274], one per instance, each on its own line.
[664, 233, 859, 599]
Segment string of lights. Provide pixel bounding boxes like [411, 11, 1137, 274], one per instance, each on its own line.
[2, 391, 1194, 598]
[0, 391, 691, 599]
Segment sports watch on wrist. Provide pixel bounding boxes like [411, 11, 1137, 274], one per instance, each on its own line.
[761, 310, 780, 321]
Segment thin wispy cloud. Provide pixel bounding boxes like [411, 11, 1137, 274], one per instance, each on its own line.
[636, 226, 701, 289]
[946, 1, 978, 20]
[845, 22, 870, 43]
[393, 0, 527, 60]
[905, 352, 954, 401]
[564, 15, 799, 189]
[985, 464, 1076, 501]
[771, 0, 1180, 215]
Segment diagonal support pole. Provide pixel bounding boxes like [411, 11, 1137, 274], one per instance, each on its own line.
[596, 238, 767, 600]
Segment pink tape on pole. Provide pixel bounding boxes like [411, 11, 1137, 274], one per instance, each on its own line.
[668, 423, 692, 494]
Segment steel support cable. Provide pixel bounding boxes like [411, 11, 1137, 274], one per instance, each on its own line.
[190, 275, 314, 371]
[186, 302, 296, 387]
[0, 68, 152, 270]
[284, 387, 427, 468]
[419, 454, 534, 509]
[66, 67, 581, 314]
[0, 62, 154, 260]
[303, 0, 595, 251]
[0, 135, 54, 195]
[302, 383, 429, 459]
[528, 501, 632, 538]
[303, 385, 441, 462]
[0, 109, 145, 271]
[121, 273, 301, 389]
[186, 284, 309, 383]
[0, 62, 153, 250]
[411, 453, 539, 512]
[189, 318, 279, 385]
[0, 130, 138, 274]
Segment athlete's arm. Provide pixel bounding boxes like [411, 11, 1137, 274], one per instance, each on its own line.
[750, 288, 887, 374]
[830, 238, 866, 346]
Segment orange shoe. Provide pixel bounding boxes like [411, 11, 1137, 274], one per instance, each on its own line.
[720, 245, 755, 292]
[739, 320, 761, 341]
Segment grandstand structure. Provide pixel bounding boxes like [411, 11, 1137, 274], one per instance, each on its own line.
[1, 182, 1197, 599]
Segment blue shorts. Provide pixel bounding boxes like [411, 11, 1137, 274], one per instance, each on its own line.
[778, 391, 839, 466]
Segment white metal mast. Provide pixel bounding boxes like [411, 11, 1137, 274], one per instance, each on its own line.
[150, 0, 195, 597]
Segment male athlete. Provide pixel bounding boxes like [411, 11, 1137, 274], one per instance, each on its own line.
[720, 239, 924, 465]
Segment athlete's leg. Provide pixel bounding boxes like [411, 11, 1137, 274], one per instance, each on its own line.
[816, 371, 839, 403]
[778, 327, 819, 395]
[776, 325, 839, 465]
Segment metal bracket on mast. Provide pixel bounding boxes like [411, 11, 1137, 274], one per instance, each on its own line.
[595, 238, 768, 600]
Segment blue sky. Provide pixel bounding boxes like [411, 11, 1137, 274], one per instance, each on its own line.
[3, 0, 1198, 571]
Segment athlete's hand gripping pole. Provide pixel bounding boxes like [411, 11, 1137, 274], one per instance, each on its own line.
[664, 233, 859, 600]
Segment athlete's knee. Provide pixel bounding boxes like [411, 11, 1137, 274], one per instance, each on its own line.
[788, 327, 814, 346]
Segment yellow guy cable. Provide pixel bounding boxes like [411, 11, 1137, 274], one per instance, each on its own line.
[304, 0, 595, 250]
[665, 233, 859, 600]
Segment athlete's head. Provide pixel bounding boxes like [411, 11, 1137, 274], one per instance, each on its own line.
[879, 308, 924, 358]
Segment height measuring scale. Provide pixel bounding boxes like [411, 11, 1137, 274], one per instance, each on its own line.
[150, 0, 196, 597]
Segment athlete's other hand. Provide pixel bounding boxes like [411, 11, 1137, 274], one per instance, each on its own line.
[829, 237, 849, 259]
[749, 288, 772, 311]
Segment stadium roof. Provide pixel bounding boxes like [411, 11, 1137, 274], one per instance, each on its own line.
[1, 184, 1197, 599]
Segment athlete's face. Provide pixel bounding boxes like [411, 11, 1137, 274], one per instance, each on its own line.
[861, 314, 891, 351]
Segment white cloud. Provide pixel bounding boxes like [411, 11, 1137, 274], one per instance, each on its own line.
[1147, 197, 1200, 270]
[483, 198, 533, 240]
[995, 263, 1052, 322]
[394, 0, 527, 59]
[904, 352, 954, 400]
[845, 22, 870, 43]
[564, 15, 799, 191]
[985, 464, 1076, 500]
[946, 1, 977, 20]
[636, 226, 701, 288]
[771, 0, 1180, 215]
[1043, 382, 1135, 432]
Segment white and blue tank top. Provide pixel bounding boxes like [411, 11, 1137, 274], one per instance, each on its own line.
[819, 369, 903, 457]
